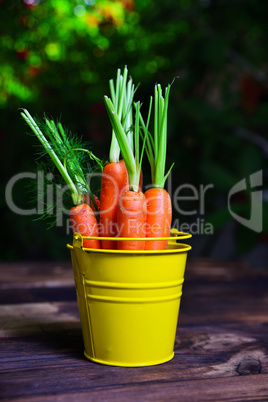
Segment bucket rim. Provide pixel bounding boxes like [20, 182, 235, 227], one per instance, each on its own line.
[67, 242, 191, 254]
[74, 230, 192, 241]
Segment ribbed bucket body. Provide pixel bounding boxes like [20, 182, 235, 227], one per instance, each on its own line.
[68, 233, 191, 367]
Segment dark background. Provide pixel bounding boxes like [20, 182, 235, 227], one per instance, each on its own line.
[1, 0, 268, 267]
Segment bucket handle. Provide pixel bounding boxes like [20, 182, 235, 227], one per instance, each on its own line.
[71, 229, 191, 249]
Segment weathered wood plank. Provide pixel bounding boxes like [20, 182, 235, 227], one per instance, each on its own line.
[3, 374, 268, 402]
[0, 261, 74, 289]
[0, 261, 76, 304]
[0, 286, 77, 305]
[0, 302, 80, 337]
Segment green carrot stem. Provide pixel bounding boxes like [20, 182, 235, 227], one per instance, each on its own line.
[44, 118, 87, 193]
[109, 67, 128, 163]
[63, 147, 103, 210]
[125, 78, 134, 149]
[104, 96, 139, 191]
[154, 84, 171, 188]
[134, 101, 140, 175]
[138, 97, 154, 183]
[154, 84, 159, 163]
[21, 109, 81, 205]
[109, 66, 135, 163]
[109, 72, 121, 163]
[134, 101, 151, 183]
[63, 148, 103, 173]
[141, 83, 173, 189]
[109, 79, 116, 106]
[118, 66, 128, 121]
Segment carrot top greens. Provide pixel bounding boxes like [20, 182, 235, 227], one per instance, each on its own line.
[108, 66, 136, 163]
[140, 83, 174, 189]
[20, 109, 101, 208]
[104, 95, 151, 192]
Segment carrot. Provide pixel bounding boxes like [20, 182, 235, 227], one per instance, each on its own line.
[144, 188, 171, 250]
[104, 96, 149, 250]
[21, 109, 101, 249]
[117, 191, 147, 250]
[99, 67, 135, 249]
[140, 83, 174, 250]
[90, 194, 100, 212]
[82, 193, 100, 212]
[99, 159, 128, 249]
[62, 148, 103, 216]
[70, 203, 100, 249]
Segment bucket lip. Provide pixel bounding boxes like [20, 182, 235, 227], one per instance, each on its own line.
[67, 242, 191, 254]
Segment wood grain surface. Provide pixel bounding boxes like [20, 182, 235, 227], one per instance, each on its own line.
[0, 260, 268, 401]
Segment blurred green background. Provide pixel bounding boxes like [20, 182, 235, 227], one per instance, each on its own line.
[1, 0, 268, 266]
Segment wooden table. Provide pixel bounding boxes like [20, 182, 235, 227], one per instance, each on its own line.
[1, 259, 268, 401]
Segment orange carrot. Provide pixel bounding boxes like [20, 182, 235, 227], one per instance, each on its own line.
[139, 83, 174, 250]
[144, 188, 172, 250]
[70, 203, 101, 249]
[99, 159, 129, 249]
[117, 190, 147, 250]
[82, 193, 100, 213]
[90, 194, 100, 213]
[99, 67, 135, 249]
[104, 95, 149, 250]
[21, 110, 102, 250]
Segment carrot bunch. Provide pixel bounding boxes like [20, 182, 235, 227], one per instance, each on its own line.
[99, 67, 134, 249]
[21, 66, 175, 251]
[104, 77, 174, 251]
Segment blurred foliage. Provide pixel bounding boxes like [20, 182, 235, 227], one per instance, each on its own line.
[1, 0, 268, 261]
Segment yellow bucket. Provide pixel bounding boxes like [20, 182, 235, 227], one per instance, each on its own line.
[67, 230, 191, 367]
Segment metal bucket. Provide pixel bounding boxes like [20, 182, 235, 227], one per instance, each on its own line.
[67, 230, 191, 367]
